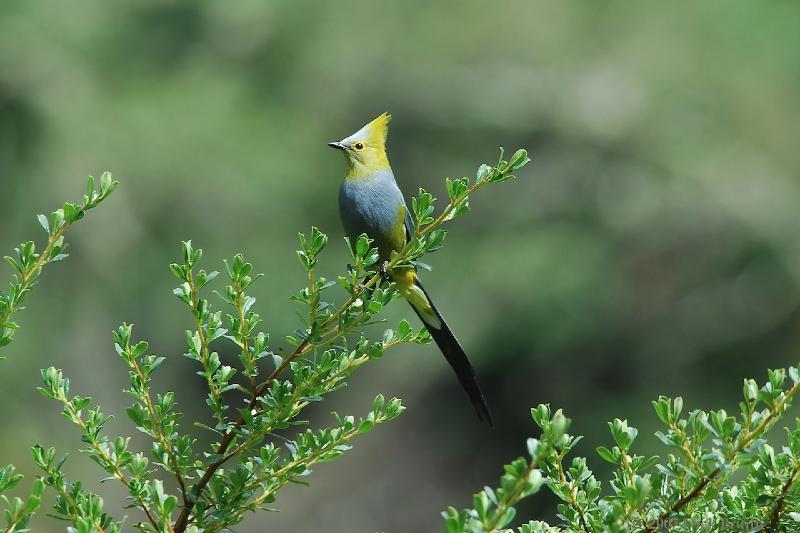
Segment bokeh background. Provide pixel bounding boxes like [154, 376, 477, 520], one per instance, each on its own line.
[2, 1, 800, 531]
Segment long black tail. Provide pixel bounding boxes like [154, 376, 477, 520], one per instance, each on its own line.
[411, 279, 493, 426]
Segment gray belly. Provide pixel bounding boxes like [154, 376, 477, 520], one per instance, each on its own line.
[338, 172, 405, 255]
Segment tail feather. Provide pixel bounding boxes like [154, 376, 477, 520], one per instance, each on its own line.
[410, 279, 494, 426]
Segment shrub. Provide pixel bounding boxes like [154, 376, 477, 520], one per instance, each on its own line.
[444, 370, 800, 532]
[0, 150, 530, 532]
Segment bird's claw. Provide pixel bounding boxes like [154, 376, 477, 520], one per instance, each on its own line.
[379, 261, 391, 280]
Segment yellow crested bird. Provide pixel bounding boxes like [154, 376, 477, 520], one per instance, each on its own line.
[328, 113, 493, 425]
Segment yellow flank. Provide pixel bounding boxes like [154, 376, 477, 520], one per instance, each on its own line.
[391, 267, 416, 291]
[388, 204, 407, 252]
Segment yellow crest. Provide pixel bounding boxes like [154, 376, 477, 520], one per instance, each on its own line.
[331, 112, 394, 178]
[362, 112, 391, 147]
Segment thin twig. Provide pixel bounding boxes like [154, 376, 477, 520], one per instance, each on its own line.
[62, 401, 160, 530]
[552, 450, 591, 533]
[187, 269, 223, 425]
[483, 456, 546, 532]
[129, 356, 189, 509]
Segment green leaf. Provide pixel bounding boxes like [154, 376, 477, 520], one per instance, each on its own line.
[37, 214, 50, 234]
[63, 203, 78, 223]
[509, 148, 531, 172]
[355, 234, 371, 259]
[596, 446, 617, 464]
[100, 172, 114, 195]
[476, 164, 493, 182]
[609, 419, 637, 450]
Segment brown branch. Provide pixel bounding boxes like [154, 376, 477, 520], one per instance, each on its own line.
[172, 339, 309, 532]
[644, 378, 800, 532]
[765, 462, 800, 533]
[643, 475, 714, 533]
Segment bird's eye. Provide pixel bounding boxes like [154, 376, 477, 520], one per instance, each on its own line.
[354, 142, 364, 150]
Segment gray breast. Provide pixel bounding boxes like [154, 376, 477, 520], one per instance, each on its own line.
[338, 169, 405, 248]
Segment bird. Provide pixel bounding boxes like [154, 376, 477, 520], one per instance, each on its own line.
[328, 113, 493, 425]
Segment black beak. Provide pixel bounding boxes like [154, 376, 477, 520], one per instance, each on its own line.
[328, 141, 346, 151]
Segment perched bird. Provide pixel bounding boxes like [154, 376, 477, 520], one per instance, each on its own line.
[329, 113, 493, 425]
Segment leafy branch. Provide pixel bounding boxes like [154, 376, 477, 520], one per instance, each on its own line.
[644, 368, 800, 531]
[38, 368, 162, 531]
[0, 465, 43, 533]
[442, 405, 565, 533]
[115, 324, 192, 514]
[32, 445, 124, 533]
[0, 149, 530, 532]
[0, 173, 117, 358]
[447, 363, 800, 532]
[3, 154, 799, 532]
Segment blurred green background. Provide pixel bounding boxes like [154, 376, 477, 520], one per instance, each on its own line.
[2, 1, 800, 531]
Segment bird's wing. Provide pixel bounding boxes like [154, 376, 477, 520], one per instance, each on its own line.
[403, 203, 414, 244]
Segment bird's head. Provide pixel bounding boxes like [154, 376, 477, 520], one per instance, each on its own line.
[328, 112, 391, 178]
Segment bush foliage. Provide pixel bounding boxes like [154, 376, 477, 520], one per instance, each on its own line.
[1, 151, 531, 532]
[3, 153, 798, 532]
[444, 368, 800, 532]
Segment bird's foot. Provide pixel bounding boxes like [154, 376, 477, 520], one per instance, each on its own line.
[379, 261, 391, 281]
